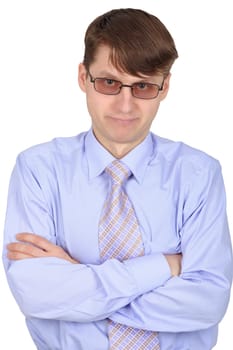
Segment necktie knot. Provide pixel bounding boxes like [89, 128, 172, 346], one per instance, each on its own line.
[105, 160, 131, 185]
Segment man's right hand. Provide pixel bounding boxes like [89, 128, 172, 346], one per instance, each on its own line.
[164, 253, 182, 276]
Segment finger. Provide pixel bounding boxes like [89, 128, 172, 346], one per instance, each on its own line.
[7, 250, 34, 260]
[7, 242, 48, 258]
[8, 241, 79, 263]
[16, 233, 54, 251]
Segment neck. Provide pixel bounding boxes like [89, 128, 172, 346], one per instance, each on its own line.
[91, 129, 148, 158]
[105, 143, 134, 159]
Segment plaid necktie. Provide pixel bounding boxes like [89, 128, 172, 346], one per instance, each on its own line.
[99, 160, 160, 349]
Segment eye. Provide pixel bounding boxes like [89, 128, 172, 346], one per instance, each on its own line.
[104, 79, 117, 86]
[135, 82, 150, 90]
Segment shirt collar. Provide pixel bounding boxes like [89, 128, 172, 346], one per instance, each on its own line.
[85, 129, 155, 183]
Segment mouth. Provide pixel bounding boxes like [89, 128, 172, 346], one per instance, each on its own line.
[108, 116, 138, 124]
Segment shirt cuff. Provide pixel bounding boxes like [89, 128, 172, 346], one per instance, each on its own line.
[123, 253, 171, 295]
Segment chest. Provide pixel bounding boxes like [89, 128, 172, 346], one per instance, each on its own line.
[52, 174, 183, 263]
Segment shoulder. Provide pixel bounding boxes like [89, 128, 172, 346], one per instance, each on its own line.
[16, 131, 88, 172]
[151, 133, 221, 177]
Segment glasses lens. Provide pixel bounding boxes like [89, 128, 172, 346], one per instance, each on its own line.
[94, 78, 121, 95]
[132, 83, 160, 99]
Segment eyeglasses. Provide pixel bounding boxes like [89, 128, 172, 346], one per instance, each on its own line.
[88, 71, 164, 100]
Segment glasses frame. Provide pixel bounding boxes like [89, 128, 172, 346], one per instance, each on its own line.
[88, 71, 164, 100]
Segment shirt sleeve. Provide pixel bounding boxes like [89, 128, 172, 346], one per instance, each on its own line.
[2, 152, 170, 322]
[110, 159, 233, 332]
[3, 152, 232, 331]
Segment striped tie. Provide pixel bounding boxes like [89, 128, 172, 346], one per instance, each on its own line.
[99, 160, 160, 349]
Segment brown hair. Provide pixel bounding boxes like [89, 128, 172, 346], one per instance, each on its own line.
[83, 8, 178, 77]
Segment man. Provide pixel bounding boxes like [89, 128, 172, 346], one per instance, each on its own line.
[3, 8, 232, 350]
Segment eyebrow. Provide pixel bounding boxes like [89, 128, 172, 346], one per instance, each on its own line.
[95, 71, 122, 79]
[94, 71, 157, 83]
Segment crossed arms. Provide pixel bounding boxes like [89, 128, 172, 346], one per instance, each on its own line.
[3, 152, 232, 332]
[7, 233, 182, 276]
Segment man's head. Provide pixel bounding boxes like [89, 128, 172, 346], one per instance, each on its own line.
[83, 8, 178, 78]
[78, 8, 178, 158]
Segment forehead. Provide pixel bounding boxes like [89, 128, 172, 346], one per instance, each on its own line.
[90, 45, 159, 81]
[91, 45, 123, 75]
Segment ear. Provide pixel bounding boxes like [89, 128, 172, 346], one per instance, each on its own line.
[78, 63, 88, 92]
[159, 73, 171, 101]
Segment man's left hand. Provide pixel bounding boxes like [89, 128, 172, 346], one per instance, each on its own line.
[7, 233, 78, 264]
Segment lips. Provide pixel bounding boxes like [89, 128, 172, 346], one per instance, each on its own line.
[108, 116, 138, 122]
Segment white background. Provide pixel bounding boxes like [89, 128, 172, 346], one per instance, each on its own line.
[0, 0, 232, 348]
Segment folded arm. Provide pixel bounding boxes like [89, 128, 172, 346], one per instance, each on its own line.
[5, 231, 175, 322]
[7, 232, 182, 277]
[3, 153, 232, 332]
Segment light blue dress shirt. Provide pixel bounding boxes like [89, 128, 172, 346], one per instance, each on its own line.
[3, 129, 233, 350]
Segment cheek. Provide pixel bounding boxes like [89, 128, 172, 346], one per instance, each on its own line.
[86, 93, 101, 118]
[86, 92, 114, 120]
[143, 102, 160, 123]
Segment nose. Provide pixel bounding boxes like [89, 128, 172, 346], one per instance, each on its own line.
[116, 85, 135, 113]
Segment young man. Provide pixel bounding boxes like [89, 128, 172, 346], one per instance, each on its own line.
[3, 8, 232, 350]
